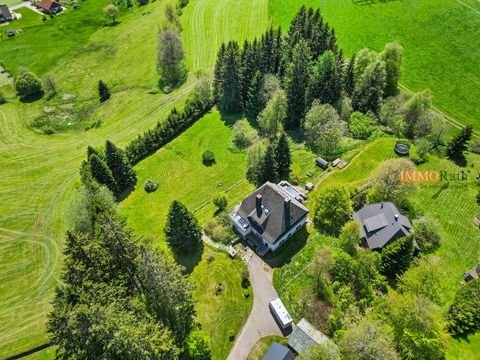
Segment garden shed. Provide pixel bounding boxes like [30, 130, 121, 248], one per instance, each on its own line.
[315, 157, 328, 169]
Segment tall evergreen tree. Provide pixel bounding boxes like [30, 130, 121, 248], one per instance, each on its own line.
[213, 43, 226, 103]
[245, 70, 263, 118]
[105, 140, 137, 193]
[344, 54, 356, 97]
[87, 146, 102, 160]
[446, 125, 473, 161]
[352, 60, 386, 115]
[285, 40, 311, 129]
[307, 50, 341, 106]
[220, 41, 243, 113]
[89, 154, 118, 195]
[261, 143, 279, 184]
[165, 201, 202, 254]
[275, 132, 291, 180]
[98, 80, 110, 103]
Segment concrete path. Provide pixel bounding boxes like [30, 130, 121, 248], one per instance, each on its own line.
[227, 254, 282, 360]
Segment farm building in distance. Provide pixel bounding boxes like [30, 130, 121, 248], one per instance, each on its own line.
[230, 181, 309, 254]
[353, 202, 412, 250]
[36, 0, 62, 14]
[0, 5, 13, 22]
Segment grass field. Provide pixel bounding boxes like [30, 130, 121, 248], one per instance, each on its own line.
[191, 248, 252, 360]
[182, 0, 271, 73]
[269, 0, 480, 131]
[3, 0, 23, 7]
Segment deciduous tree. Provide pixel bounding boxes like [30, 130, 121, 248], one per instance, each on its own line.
[157, 30, 187, 87]
[314, 186, 352, 236]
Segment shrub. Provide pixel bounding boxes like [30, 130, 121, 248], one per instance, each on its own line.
[447, 280, 480, 338]
[15, 72, 43, 97]
[144, 179, 158, 193]
[98, 80, 110, 103]
[232, 118, 256, 148]
[241, 270, 250, 288]
[213, 194, 227, 212]
[206, 255, 215, 264]
[202, 150, 215, 166]
[0, 91, 6, 104]
[215, 282, 225, 296]
[228, 331, 235, 341]
[348, 112, 376, 139]
[185, 330, 212, 360]
[412, 217, 440, 253]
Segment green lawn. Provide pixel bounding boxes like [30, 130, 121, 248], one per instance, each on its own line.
[269, 0, 480, 131]
[246, 335, 288, 360]
[3, 0, 23, 7]
[182, 0, 271, 73]
[191, 248, 252, 360]
[120, 110, 251, 247]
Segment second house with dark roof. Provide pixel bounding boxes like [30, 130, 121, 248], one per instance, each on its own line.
[353, 202, 412, 250]
[230, 181, 309, 254]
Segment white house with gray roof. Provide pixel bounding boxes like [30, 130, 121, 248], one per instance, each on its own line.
[230, 181, 309, 254]
[353, 202, 412, 250]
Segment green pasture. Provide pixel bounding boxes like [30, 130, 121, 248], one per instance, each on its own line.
[269, 0, 480, 131]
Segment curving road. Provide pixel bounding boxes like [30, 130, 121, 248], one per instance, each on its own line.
[227, 253, 282, 360]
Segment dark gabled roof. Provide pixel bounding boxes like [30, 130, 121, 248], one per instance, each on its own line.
[236, 182, 309, 244]
[0, 5, 12, 18]
[288, 319, 330, 354]
[262, 342, 294, 360]
[353, 202, 412, 250]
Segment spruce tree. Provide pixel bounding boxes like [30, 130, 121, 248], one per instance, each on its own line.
[284, 40, 311, 129]
[380, 236, 414, 277]
[165, 201, 202, 254]
[446, 125, 473, 161]
[275, 132, 291, 180]
[307, 50, 341, 106]
[213, 43, 226, 103]
[105, 140, 137, 193]
[98, 80, 110, 103]
[245, 71, 263, 118]
[220, 41, 243, 113]
[89, 154, 118, 195]
[260, 143, 279, 184]
[344, 54, 356, 97]
[87, 146, 102, 160]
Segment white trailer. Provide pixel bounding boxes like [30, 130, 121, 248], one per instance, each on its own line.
[269, 298, 293, 329]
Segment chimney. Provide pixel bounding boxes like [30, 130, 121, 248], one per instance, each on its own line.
[394, 214, 399, 221]
[256, 194, 262, 208]
[285, 197, 291, 228]
[380, 203, 384, 209]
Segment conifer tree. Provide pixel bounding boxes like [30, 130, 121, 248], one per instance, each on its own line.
[165, 201, 202, 254]
[352, 60, 386, 115]
[260, 143, 279, 184]
[285, 40, 311, 129]
[307, 50, 341, 106]
[98, 80, 110, 103]
[380, 236, 414, 277]
[245, 71, 263, 118]
[220, 41, 243, 113]
[87, 146, 102, 160]
[89, 154, 118, 195]
[275, 132, 291, 180]
[344, 54, 356, 97]
[213, 43, 226, 103]
[105, 140, 137, 193]
[446, 125, 473, 161]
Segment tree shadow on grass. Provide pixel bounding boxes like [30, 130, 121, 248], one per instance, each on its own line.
[174, 242, 204, 274]
[219, 111, 245, 128]
[263, 226, 309, 268]
[352, 0, 401, 6]
[19, 91, 44, 103]
[449, 154, 468, 167]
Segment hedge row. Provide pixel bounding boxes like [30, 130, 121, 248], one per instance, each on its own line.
[125, 97, 213, 165]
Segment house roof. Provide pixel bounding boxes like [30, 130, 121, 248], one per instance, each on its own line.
[353, 202, 412, 250]
[288, 318, 329, 354]
[262, 342, 294, 360]
[236, 182, 309, 244]
[36, 0, 60, 10]
[0, 5, 12, 18]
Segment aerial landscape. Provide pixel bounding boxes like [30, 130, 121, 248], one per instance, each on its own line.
[0, 0, 479, 359]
